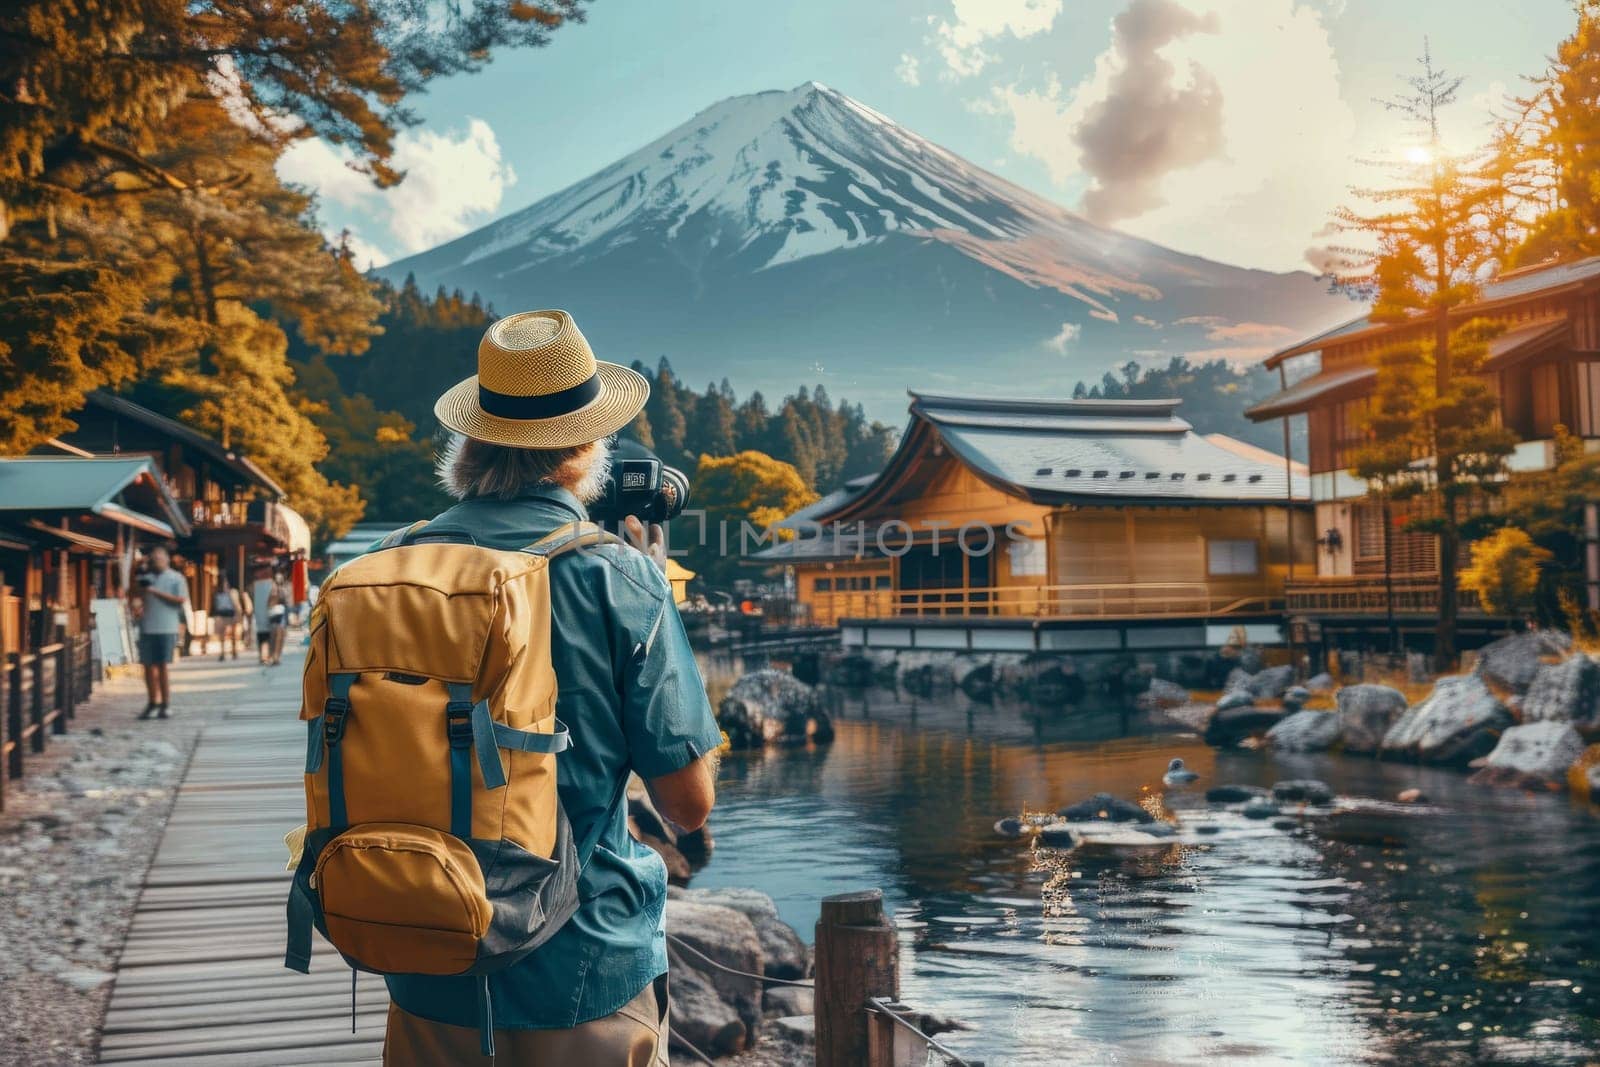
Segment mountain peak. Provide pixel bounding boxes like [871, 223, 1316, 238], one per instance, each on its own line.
[379, 84, 1347, 417]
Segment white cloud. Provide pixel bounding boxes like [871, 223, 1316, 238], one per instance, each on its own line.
[1046, 321, 1082, 354]
[896, 53, 922, 87]
[987, 0, 1358, 272]
[278, 118, 516, 264]
[936, 0, 1062, 79]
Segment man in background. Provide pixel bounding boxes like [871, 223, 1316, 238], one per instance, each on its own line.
[251, 562, 276, 665]
[130, 545, 189, 720]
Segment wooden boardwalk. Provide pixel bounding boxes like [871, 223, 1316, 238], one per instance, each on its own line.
[99, 644, 387, 1065]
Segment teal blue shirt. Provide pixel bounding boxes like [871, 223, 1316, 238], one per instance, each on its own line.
[383, 486, 722, 1029]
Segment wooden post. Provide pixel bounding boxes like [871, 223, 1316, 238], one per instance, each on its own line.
[29, 650, 44, 753]
[6, 653, 21, 780]
[815, 889, 898, 1067]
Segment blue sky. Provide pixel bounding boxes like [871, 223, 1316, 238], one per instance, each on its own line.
[282, 0, 1574, 274]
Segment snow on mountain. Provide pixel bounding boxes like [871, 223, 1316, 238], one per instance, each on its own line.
[380, 82, 1351, 419]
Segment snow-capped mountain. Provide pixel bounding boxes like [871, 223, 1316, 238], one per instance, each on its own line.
[380, 82, 1349, 418]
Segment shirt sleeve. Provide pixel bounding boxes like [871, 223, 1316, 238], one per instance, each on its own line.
[612, 556, 724, 781]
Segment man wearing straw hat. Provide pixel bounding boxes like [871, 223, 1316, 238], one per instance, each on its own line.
[382, 310, 723, 1066]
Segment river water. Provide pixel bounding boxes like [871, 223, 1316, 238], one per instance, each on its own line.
[694, 683, 1600, 1066]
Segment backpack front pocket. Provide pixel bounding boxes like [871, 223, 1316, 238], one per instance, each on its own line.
[312, 823, 490, 974]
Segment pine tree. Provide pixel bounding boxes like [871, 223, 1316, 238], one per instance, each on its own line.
[694, 383, 738, 458]
[1335, 43, 1513, 666]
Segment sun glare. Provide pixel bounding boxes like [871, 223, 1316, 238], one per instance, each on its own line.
[1405, 145, 1434, 165]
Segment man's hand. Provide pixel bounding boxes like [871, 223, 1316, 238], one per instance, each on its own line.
[623, 515, 667, 573]
[152, 589, 185, 606]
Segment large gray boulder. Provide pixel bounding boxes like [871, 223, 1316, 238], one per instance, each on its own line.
[1475, 630, 1571, 694]
[1216, 690, 1255, 712]
[667, 960, 747, 1056]
[1471, 721, 1587, 789]
[1336, 684, 1409, 754]
[1248, 664, 1296, 701]
[665, 898, 766, 1043]
[949, 654, 997, 702]
[676, 887, 808, 981]
[1266, 710, 1341, 753]
[1305, 672, 1335, 693]
[1382, 674, 1514, 765]
[1205, 703, 1285, 746]
[1520, 655, 1600, 728]
[719, 669, 829, 749]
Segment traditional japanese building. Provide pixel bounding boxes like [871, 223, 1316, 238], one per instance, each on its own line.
[47, 391, 311, 619]
[1245, 254, 1600, 647]
[756, 392, 1311, 654]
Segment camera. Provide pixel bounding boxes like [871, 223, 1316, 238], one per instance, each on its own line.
[589, 439, 689, 524]
[136, 572, 156, 588]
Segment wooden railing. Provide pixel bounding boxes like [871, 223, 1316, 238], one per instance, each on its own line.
[809, 582, 1284, 624]
[1284, 575, 1482, 615]
[1, 632, 94, 811]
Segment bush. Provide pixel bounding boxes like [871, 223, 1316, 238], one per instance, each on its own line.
[1461, 528, 1552, 617]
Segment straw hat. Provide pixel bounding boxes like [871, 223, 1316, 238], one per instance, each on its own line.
[434, 310, 649, 449]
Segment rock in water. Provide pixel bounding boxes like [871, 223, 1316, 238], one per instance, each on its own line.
[1056, 791, 1154, 824]
[1475, 630, 1571, 694]
[950, 654, 996, 702]
[719, 669, 825, 749]
[1470, 721, 1586, 790]
[1206, 784, 1270, 803]
[993, 817, 1026, 838]
[1036, 824, 1078, 848]
[1305, 673, 1335, 693]
[1248, 664, 1296, 701]
[1396, 787, 1428, 804]
[1336, 684, 1408, 755]
[1520, 656, 1600, 727]
[1272, 779, 1334, 805]
[1205, 704, 1285, 746]
[1281, 685, 1312, 712]
[1242, 797, 1279, 819]
[676, 887, 810, 981]
[1138, 678, 1192, 711]
[1266, 710, 1341, 753]
[666, 898, 766, 1040]
[1381, 674, 1514, 766]
[1216, 690, 1255, 712]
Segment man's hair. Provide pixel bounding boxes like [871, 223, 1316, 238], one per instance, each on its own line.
[437, 435, 610, 503]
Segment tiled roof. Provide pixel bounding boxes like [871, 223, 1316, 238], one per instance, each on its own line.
[1265, 255, 1600, 367]
[910, 393, 1303, 505]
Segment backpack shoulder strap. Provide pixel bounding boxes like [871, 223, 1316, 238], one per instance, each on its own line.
[524, 521, 627, 559]
[377, 520, 429, 550]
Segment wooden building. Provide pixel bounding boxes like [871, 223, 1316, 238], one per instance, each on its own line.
[757, 393, 1311, 654]
[46, 391, 311, 621]
[0, 456, 190, 805]
[1245, 254, 1600, 644]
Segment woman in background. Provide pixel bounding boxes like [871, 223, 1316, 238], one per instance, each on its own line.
[210, 572, 242, 661]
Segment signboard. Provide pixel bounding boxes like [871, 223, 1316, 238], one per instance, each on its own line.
[90, 598, 133, 668]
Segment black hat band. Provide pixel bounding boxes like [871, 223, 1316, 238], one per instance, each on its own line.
[478, 372, 602, 419]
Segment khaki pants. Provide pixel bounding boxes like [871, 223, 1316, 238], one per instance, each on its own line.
[383, 977, 670, 1066]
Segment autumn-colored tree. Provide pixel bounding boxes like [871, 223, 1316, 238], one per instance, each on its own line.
[1499, 426, 1600, 621]
[1460, 528, 1553, 619]
[0, 0, 587, 547]
[1511, 0, 1600, 264]
[1335, 43, 1514, 667]
[689, 451, 817, 587]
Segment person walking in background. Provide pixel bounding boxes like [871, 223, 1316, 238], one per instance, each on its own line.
[210, 572, 242, 661]
[129, 545, 189, 720]
[268, 568, 292, 666]
[251, 562, 276, 665]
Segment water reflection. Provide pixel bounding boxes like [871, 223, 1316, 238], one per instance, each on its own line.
[695, 683, 1600, 1065]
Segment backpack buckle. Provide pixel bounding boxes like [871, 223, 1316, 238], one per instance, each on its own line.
[445, 701, 474, 749]
[323, 697, 351, 744]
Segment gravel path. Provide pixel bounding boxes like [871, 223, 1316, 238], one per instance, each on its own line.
[0, 651, 285, 1066]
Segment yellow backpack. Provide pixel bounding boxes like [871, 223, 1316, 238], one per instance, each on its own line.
[284, 521, 619, 1054]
